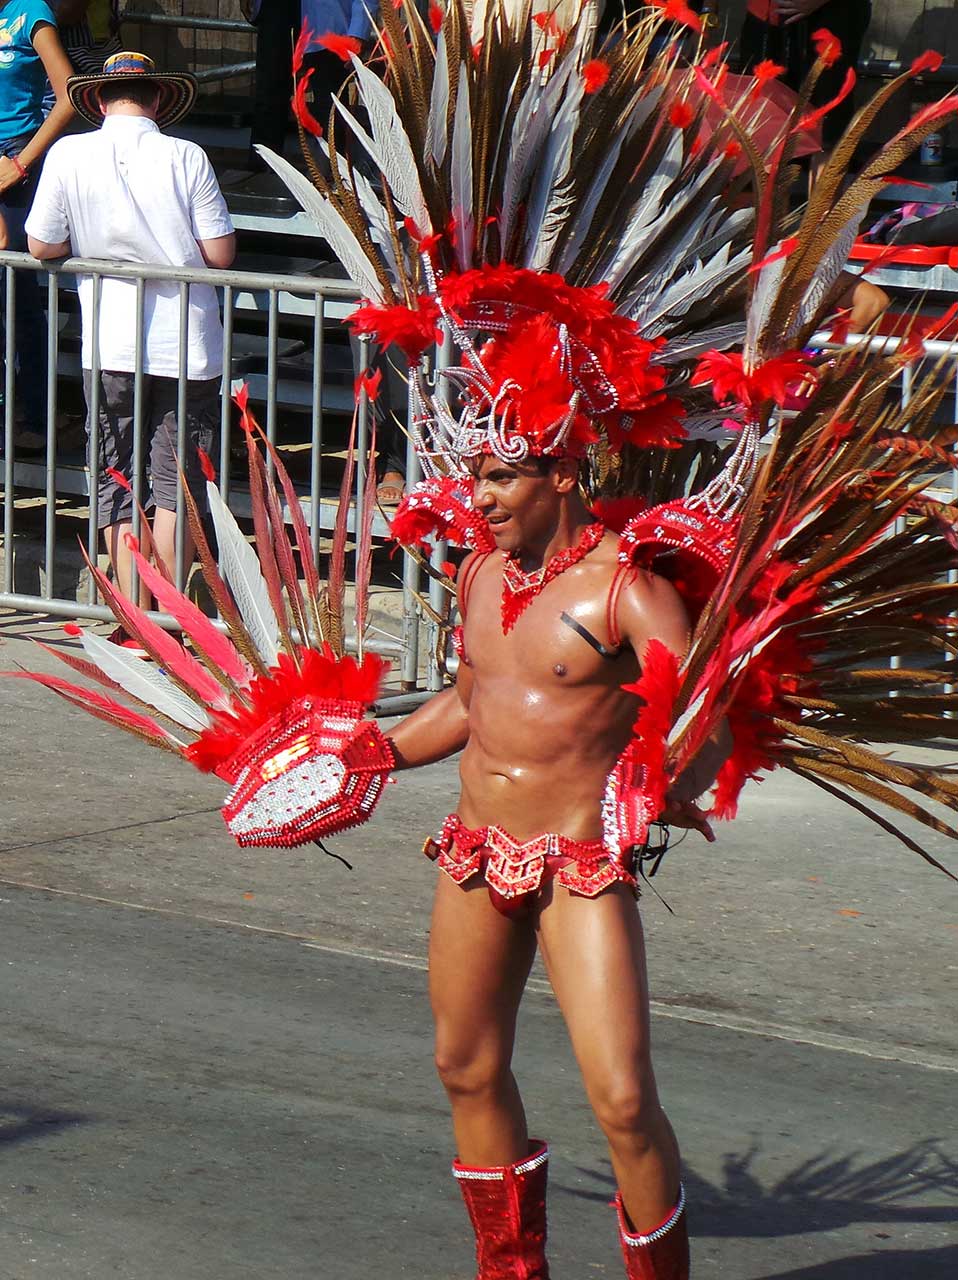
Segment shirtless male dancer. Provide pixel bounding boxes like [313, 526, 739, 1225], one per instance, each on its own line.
[386, 451, 725, 1280]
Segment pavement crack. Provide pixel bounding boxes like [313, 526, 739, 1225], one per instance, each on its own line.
[0, 807, 221, 854]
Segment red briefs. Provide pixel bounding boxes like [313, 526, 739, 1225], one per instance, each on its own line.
[424, 813, 639, 917]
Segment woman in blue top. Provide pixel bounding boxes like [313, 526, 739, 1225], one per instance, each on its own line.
[0, 0, 73, 450]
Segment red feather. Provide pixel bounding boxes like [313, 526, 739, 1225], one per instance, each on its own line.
[185, 648, 388, 774]
[4, 670, 183, 750]
[355, 419, 378, 649]
[128, 544, 253, 691]
[246, 430, 297, 658]
[255, 432, 325, 639]
[87, 560, 230, 709]
[910, 50, 943, 76]
[349, 296, 442, 360]
[316, 33, 361, 62]
[292, 20, 314, 74]
[797, 68, 856, 132]
[197, 447, 216, 483]
[591, 496, 648, 533]
[582, 58, 609, 94]
[328, 414, 357, 630]
[621, 639, 681, 819]
[292, 70, 324, 137]
[811, 28, 841, 67]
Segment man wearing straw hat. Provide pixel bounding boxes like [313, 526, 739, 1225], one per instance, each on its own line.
[25, 50, 235, 630]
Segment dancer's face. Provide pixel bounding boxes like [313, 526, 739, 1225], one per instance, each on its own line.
[469, 454, 577, 555]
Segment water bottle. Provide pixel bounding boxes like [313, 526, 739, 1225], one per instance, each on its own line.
[921, 132, 944, 167]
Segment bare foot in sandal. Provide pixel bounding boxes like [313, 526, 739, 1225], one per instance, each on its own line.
[376, 470, 406, 506]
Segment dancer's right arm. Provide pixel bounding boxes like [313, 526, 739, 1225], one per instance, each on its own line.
[387, 664, 472, 770]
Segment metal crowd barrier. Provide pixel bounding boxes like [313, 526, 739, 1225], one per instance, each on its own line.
[0, 250, 434, 695]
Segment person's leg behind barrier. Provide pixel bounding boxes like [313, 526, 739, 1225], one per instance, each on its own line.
[85, 368, 150, 609]
[148, 375, 219, 586]
[429, 870, 549, 1278]
[535, 882, 689, 1278]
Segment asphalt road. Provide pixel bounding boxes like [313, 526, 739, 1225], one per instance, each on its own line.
[2, 616, 957, 1278]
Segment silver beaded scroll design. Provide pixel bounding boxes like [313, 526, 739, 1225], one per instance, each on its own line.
[408, 257, 622, 476]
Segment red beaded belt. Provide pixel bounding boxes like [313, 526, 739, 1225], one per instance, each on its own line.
[424, 814, 638, 917]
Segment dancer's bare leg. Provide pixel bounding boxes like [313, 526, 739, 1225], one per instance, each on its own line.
[536, 882, 680, 1232]
[429, 873, 538, 1166]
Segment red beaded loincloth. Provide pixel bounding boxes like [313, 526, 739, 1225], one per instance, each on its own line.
[424, 814, 638, 917]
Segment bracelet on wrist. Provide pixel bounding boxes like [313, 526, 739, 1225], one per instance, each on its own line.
[9, 155, 27, 181]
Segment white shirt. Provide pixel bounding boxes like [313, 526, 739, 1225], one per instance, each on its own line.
[26, 115, 234, 379]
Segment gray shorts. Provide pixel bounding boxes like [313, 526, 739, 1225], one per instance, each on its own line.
[83, 370, 220, 531]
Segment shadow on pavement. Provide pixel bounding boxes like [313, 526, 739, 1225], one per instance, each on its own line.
[0, 1103, 88, 1149]
[558, 1139, 958, 1238]
[761, 1245, 958, 1279]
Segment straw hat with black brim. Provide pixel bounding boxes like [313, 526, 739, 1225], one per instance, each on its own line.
[67, 51, 197, 131]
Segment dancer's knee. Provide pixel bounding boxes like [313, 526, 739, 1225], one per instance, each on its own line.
[590, 1072, 663, 1145]
[434, 1038, 511, 1102]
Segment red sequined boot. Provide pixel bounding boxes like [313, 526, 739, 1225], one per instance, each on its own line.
[452, 1139, 551, 1279]
[614, 1185, 689, 1279]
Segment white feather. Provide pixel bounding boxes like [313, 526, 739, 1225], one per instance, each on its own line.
[499, 59, 574, 252]
[640, 243, 753, 336]
[339, 152, 402, 281]
[206, 482, 281, 668]
[618, 189, 724, 316]
[254, 146, 385, 303]
[745, 252, 788, 364]
[485, 65, 522, 215]
[348, 55, 432, 234]
[655, 322, 748, 363]
[556, 86, 663, 276]
[425, 29, 450, 167]
[526, 75, 584, 270]
[79, 631, 210, 732]
[594, 130, 685, 288]
[450, 66, 474, 271]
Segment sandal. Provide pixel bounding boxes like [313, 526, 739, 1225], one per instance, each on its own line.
[376, 471, 406, 506]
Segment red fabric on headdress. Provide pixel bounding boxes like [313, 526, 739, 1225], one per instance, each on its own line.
[437, 264, 687, 456]
[389, 476, 495, 552]
[349, 295, 443, 359]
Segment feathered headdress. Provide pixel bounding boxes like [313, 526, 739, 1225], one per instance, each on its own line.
[262, 2, 765, 473]
[267, 1, 958, 875]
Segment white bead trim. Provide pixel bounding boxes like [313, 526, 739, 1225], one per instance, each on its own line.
[514, 1148, 549, 1176]
[621, 1185, 686, 1247]
[453, 1144, 549, 1181]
